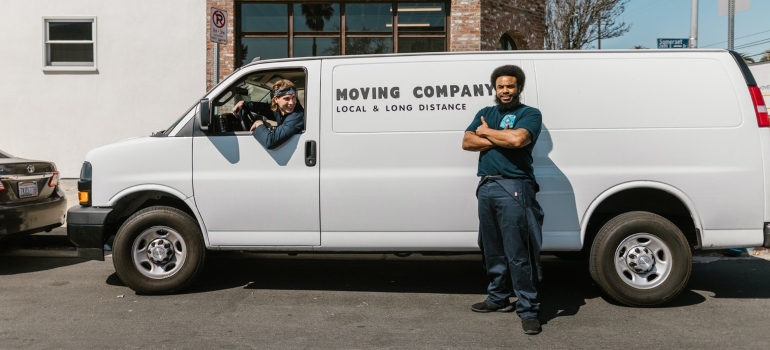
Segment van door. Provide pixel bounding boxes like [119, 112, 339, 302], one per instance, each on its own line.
[192, 62, 320, 246]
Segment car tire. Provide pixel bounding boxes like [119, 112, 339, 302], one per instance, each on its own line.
[113, 206, 206, 294]
[589, 211, 691, 307]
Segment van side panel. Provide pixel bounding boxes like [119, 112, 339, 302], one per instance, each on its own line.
[534, 52, 764, 248]
[317, 56, 581, 251]
[318, 51, 765, 251]
[320, 58, 498, 250]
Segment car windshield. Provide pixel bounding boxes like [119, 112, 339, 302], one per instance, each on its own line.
[153, 103, 197, 137]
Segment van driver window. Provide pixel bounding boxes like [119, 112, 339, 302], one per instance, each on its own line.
[211, 70, 306, 149]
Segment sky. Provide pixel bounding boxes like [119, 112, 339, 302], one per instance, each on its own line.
[599, 0, 770, 60]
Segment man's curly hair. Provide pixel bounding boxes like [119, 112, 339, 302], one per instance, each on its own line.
[490, 65, 525, 91]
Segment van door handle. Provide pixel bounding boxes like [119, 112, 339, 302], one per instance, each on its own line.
[305, 140, 317, 167]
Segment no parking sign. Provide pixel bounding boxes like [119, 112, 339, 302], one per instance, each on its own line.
[210, 8, 227, 44]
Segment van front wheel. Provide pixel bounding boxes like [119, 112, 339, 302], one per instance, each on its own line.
[589, 211, 691, 307]
[113, 206, 206, 294]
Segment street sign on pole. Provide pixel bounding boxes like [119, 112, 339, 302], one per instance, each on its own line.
[657, 38, 690, 49]
[718, 0, 749, 51]
[718, 0, 750, 16]
[210, 8, 227, 44]
[210, 7, 227, 84]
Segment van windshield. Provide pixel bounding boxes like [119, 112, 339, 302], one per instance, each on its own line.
[153, 103, 196, 137]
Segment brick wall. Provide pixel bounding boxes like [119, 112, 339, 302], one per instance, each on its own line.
[450, 0, 545, 51]
[207, 0, 545, 87]
[480, 0, 545, 50]
[207, 0, 236, 89]
[450, 0, 481, 52]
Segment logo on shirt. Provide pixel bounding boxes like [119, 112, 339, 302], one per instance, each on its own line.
[499, 114, 516, 129]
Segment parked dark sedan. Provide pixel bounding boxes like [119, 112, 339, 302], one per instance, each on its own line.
[0, 149, 66, 241]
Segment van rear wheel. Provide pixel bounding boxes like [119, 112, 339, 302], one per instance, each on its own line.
[113, 206, 206, 294]
[589, 211, 691, 306]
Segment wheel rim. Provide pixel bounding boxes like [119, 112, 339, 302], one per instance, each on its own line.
[614, 232, 672, 290]
[131, 226, 187, 279]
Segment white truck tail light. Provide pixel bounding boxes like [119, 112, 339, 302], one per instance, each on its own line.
[749, 85, 769, 127]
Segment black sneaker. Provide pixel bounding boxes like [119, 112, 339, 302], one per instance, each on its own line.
[521, 317, 541, 335]
[471, 301, 514, 313]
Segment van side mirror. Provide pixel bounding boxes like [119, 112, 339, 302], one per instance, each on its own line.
[196, 99, 211, 131]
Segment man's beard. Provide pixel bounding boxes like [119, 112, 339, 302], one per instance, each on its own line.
[495, 93, 521, 112]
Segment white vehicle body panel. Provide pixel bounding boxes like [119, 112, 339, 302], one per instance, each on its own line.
[82, 50, 768, 253]
[193, 60, 322, 247]
[88, 136, 193, 206]
[749, 61, 770, 223]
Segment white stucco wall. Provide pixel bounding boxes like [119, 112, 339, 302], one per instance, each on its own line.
[0, 0, 207, 177]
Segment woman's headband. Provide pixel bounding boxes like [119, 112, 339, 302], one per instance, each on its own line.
[272, 87, 296, 98]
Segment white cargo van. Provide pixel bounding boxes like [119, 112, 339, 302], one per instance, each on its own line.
[68, 50, 770, 306]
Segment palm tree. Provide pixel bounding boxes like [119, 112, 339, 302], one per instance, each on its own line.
[739, 52, 755, 63]
[633, 45, 648, 49]
[301, 4, 335, 56]
[760, 49, 770, 62]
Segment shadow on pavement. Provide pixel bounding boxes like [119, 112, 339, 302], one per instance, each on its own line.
[183, 253, 606, 323]
[105, 272, 126, 287]
[102, 252, 770, 324]
[686, 257, 770, 299]
[0, 234, 86, 275]
[0, 256, 87, 275]
[193, 253, 491, 295]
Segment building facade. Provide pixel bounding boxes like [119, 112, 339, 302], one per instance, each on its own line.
[1, 0, 543, 177]
[0, 0, 207, 178]
[207, 0, 544, 88]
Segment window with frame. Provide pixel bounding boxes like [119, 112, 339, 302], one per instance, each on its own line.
[44, 18, 96, 70]
[237, 1, 447, 67]
[209, 69, 307, 134]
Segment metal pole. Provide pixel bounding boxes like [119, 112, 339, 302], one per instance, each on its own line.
[597, 17, 601, 49]
[214, 43, 220, 84]
[689, 0, 698, 48]
[728, 0, 735, 50]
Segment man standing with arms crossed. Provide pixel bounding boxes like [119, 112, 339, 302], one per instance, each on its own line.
[462, 65, 545, 335]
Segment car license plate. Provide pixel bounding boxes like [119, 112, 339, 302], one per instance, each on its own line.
[19, 181, 38, 198]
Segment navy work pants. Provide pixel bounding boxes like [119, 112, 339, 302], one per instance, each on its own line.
[477, 177, 544, 319]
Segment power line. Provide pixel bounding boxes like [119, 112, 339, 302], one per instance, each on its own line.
[747, 50, 769, 59]
[701, 29, 770, 48]
[733, 37, 770, 51]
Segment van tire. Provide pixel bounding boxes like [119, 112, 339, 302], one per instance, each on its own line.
[113, 206, 206, 294]
[589, 211, 691, 307]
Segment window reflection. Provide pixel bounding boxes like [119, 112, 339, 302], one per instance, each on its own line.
[498, 34, 517, 50]
[241, 38, 288, 65]
[396, 3, 445, 32]
[50, 43, 94, 62]
[236, 1, 448, 64]
[398, 37, 444, 53]
[345, 3, 392, 32]
[294, 37, 340, 57]
[294, 4, 340, 32]
[241, 4, 288, 32]
[346, 37, 393, 55]
[49, 22, 92, 40]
